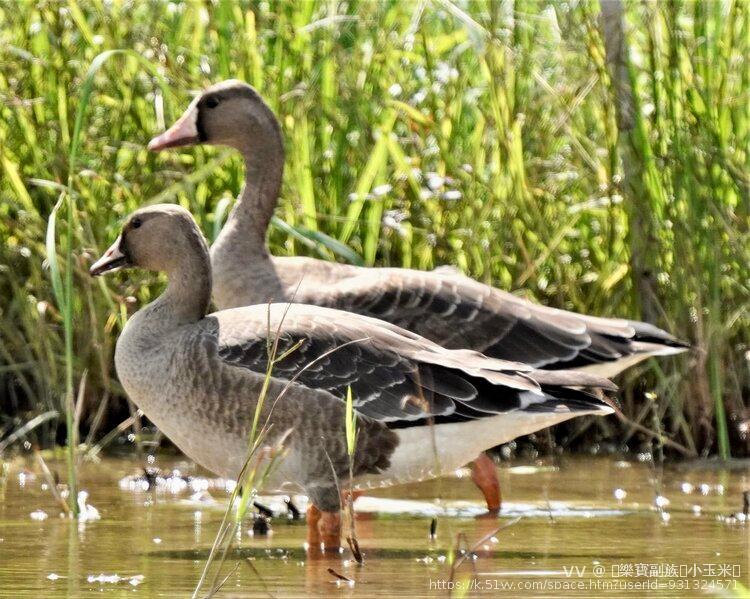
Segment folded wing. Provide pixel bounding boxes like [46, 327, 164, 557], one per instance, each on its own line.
[213, 304, 617, 427]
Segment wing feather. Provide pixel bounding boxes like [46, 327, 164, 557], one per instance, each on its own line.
[213, 304, 615, 426]
[307, 268, 686, 373]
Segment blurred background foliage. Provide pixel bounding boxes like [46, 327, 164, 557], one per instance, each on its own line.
[0, 0, 747, 458]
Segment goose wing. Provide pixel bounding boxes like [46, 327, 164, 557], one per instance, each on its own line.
[309, 268, 687, 372]
[212, 303, 617, 426]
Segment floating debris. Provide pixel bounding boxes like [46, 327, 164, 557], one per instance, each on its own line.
[187, 490, 217, 506]
[253, 500, 274, 518]
[87, 573, 144, 587]
[256, 548, 291, 560]
[143, 468, 158, 489]
[655, 495, 670, 508]
[18, 470, 35, 487]
[119, 469, 234, 496]
[718, 512, 747, 526]
[717, 492, 750, 526]
[613, 488, 627, 500]
[77, 491, 100, 522]
[30, 509, 48, 521]
[152, 538, 162, 544]
[327, 567, 354, 587]
[284, 496, 301, 520]
[46, 573, 63, 581]
[680, 482, 694, 494]
[429, 517, 437, 540]
[251, 515, 270, 536]
[162, 472, 189, 494]
[122, 476, 149, 492]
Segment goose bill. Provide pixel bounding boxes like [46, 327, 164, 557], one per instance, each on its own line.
[90, 237, 128, 276]
[148, 103, 199, 151]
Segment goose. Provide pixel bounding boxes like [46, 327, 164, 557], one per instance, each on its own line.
[90, 204, 617, 551]
[148, 80, 688, 514]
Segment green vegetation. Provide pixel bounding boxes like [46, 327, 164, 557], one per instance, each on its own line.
[194, 309, 290, 598]
[0, 1, 747, 458]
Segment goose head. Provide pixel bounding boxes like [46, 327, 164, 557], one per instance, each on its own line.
[148, 80, 280, 152]
[90, 204, 208, 277]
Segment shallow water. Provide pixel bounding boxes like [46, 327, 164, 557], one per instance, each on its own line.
[0, 454, 747, 597]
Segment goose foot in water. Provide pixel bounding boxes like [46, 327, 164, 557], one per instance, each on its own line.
[306, 505, 342, 555]
[471, 453, 502, 517]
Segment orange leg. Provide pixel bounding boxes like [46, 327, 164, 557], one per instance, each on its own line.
[306, 504, 322, 548]
[306, 504, 342, 555]
[318, 510, 341, 550]
[471, 452, 502, 515]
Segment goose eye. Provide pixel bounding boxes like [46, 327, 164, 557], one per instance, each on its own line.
[205, 96, 220, 109]
[131, 218, 142, 229]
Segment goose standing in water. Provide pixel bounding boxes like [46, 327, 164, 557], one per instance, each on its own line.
[90, 204, 617, 551]
[148, 80, 688, 514]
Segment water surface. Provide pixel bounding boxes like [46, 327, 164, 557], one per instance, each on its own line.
[0, 455, 747, 597]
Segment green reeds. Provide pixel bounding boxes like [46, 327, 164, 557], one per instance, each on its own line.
[43, 47, 171, 516]
[193, 306, 293, 599]
[592, 0, 743, 458]
[345, 385, 357, 459]
[0, 1, 747, 459]
[344, 385, 362, 562]
[194, 308, 363, 596]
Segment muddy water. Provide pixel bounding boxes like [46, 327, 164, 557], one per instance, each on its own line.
[0, 455, 747, 597]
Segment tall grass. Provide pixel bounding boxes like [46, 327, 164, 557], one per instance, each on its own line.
[0, 1, 747, 457]
[43, 48, 169, 515]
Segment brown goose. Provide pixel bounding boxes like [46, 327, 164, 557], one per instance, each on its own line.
[90, 204, 617, 551]
[148, 80, 688, 513]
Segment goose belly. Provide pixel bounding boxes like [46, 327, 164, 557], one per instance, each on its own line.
[352, 410, 607, 490]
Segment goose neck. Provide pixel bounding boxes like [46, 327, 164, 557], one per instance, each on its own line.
[228, 135, 283, 243]
[151, 250, 212, 327]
